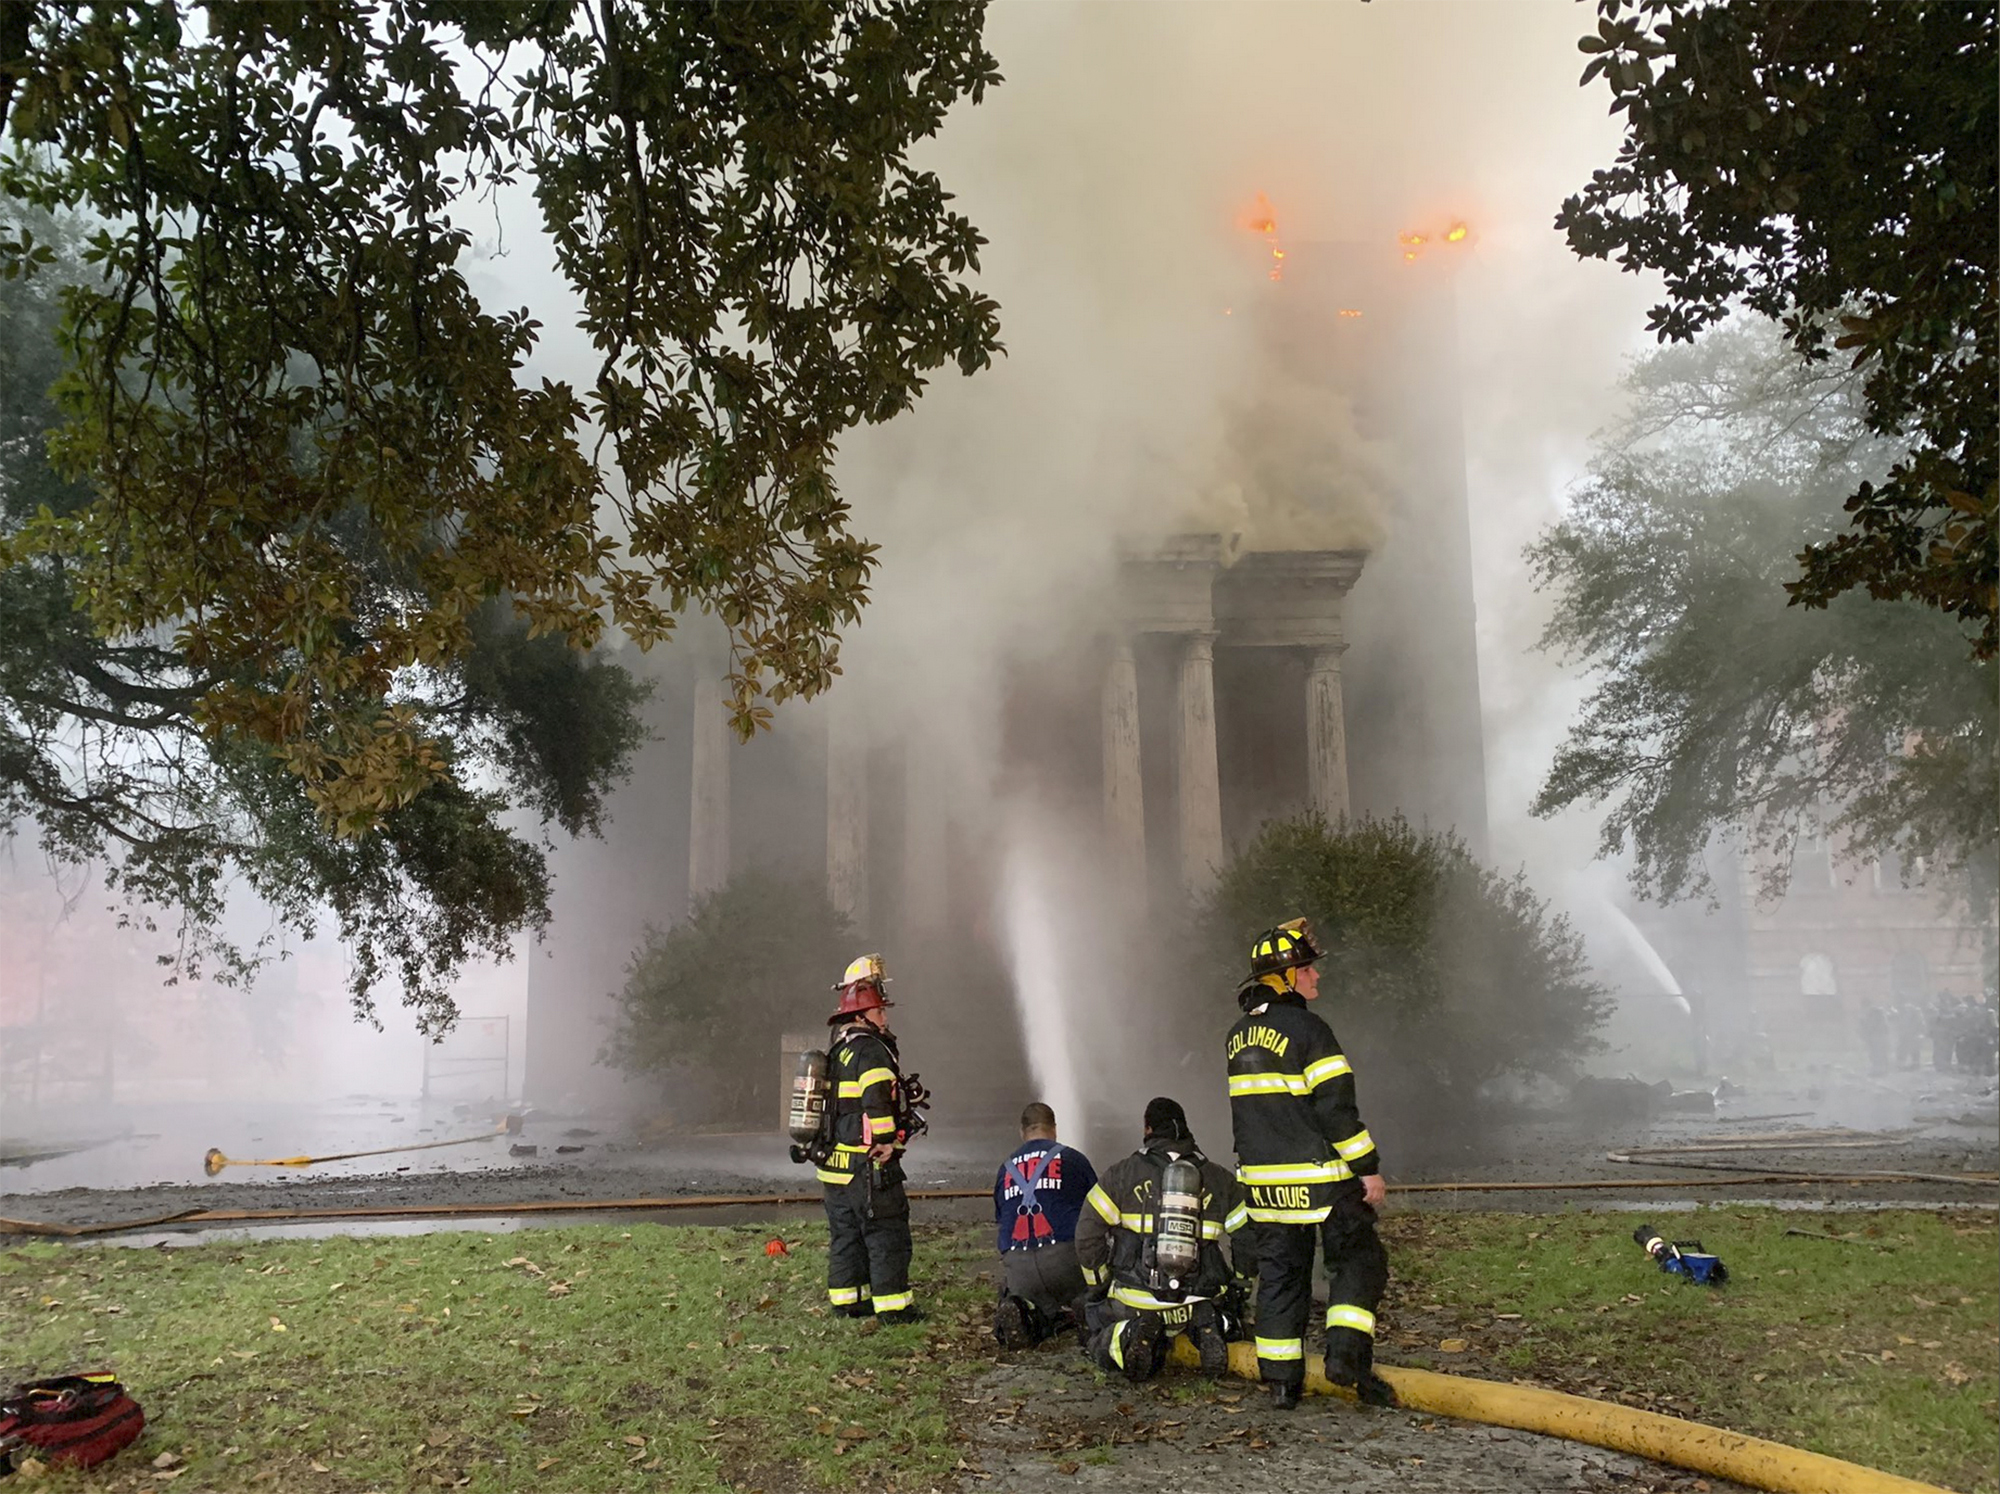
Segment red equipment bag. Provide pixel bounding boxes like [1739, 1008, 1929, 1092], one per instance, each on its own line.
[0, 1374, 145, 1475]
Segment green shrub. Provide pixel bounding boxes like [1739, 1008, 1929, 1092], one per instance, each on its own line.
[601, 871, 854, 1126]
[1202, 814, 1609, 1107]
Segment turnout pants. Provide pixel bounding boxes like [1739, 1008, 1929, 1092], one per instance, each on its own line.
[1252, 1186, 1388, 1386]
[1083, 1296, 1222, 1381]
[1000, 1241, 1087, 1341]
[823, 1162, 914, 1315]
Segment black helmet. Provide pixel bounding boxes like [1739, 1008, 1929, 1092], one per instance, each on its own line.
[1247, 917, 1323, 979]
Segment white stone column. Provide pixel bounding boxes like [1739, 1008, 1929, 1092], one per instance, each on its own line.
[1305, 646, 1352, 822]
[1101, 639, 1146, 896]
[1176, 632, 1225, 897]
[687, 668, 732, 912]
[826, 698, 870, 929]
[902, 747, 949, 941]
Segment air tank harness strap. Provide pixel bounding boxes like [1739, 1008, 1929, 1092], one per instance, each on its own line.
[1002, 1148, 1058, 1244]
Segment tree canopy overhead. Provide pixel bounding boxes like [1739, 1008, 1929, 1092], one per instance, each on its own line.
[1558, 0, 1997, 657]
[0, 0, 1001, 830]
[1530, 322, 1996, 908]
[0, 1, 1000, 1025]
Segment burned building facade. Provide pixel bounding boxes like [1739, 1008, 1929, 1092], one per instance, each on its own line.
[523, 238, 1497, 1112]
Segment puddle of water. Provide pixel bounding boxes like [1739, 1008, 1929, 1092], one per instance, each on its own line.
[89, 1200, 838, 1247]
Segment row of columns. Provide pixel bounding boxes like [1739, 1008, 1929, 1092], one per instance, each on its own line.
[1101, 634, 1352, 900]
[686, 685, 903, 931]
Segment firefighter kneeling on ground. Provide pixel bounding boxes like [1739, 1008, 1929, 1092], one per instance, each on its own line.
[1073, 1097, 1251, 1383]
[816, 955, 926, 1323]
[993, 1102, 1099, 1349]
[1227, 918, 1395, 1410]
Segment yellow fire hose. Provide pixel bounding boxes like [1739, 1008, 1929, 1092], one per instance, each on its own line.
[0, 1177, 1977, 1491]
[1165, 1339, 1959, 1494]
[200, 1118, 520, 1176]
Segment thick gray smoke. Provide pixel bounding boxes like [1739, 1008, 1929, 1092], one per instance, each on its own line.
[8, 3, 1719, 1159]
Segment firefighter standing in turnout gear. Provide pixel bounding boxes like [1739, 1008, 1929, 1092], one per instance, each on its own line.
[818, 955, 926, 1323]
[1227, 918, 1395, 1409]
[1074, 1097, 1250, 1383]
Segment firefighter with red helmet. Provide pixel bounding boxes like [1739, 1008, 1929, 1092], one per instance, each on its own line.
[1226, 918, 1395, 1410]
[818, 954, 926, 1323]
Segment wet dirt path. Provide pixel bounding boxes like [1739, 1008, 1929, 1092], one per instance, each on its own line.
[954, 1353, 1751, 1494]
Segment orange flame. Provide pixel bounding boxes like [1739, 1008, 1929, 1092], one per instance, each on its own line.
[1239, 191, 1278, 236]
[1241, 191, 1285, 283]
[1337, 308, 1363, 319]
[1446, 222, 1469, 243]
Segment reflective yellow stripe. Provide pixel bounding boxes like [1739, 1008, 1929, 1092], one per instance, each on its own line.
[817, 1168, 855, 1185]
[1255, 1336, 1304, 1361]
[1227, 1071, 1308, 1098]
[1245, 1205, 1331, 1224]
[856, 1067, 897, 1091]
[1239, 1162, 1344, 1185]
[1334, 1129, 1375, 1162]
[1223, 1203, 1249, 1233]
[1200, 1219, 1225, 1240]
[867, 1115, 898, 1137]
[1086, 1185, 1120, 1225]
[1081, 1264, 1106, 1287]
[1109, 1319, 1129, 1368]
[1327, 1304, 1376, 1336]
[872, 1291, 914, 1313]
[837, 1081, 863, 1098]
[828, 1285, 870, 1305]
[1118, 1212, 1154, 1233]
[1303, 1054, 1353, 1088]
[1111, 1283, 1207, 1312]
[835, 1142, 869, 1154]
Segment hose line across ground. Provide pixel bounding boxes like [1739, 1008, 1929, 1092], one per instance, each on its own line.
[1165, 1339, 1959, 1494]
[2, 1170, 1993, 1238]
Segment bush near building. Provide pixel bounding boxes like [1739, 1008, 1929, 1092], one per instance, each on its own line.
[603, 873, 854, 1127]
[1202, 815, 1610, 1114]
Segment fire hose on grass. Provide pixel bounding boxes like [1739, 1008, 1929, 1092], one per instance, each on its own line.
[1163, 1338, 1959, 1494]
[4, 1167, 1997, 1239]
[0, 1177, 1978, 1491]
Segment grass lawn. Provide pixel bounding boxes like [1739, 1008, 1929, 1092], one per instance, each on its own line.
[0, 1207, 1993, 1493]
[1381, 1207, 2000, 1494]
[0, 1221, 997, 1493]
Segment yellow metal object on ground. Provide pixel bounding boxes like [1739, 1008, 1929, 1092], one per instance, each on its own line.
[1167, 1338, 1958, 1494]
[200, 1120, 516, 1175]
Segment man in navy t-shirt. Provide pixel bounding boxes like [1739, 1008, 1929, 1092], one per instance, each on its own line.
[992, 1101, 1097, 1348]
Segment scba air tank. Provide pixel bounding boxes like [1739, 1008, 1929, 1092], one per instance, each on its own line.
[1152, 1157, 1203, 1289]
[786, 1048, 831, 1162]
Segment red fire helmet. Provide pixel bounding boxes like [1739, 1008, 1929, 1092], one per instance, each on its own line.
[828, 953, 893, 1025]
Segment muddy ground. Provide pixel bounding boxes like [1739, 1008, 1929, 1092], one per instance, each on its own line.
[950, 1353, 1752, 1494]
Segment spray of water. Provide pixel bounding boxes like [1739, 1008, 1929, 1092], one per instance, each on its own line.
[996, 831, 1087, 1140]
[1567, 875, 1683, 996]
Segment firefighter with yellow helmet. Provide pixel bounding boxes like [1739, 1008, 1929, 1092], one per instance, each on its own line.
[1226, 918, 1395, 1409]
[817, 954, 927, 1323]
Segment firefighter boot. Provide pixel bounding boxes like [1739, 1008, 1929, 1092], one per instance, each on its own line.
[1116, 1315, 1165, 1383]
[1268, 1380, 1302, 1411]
[1352, 1372, 1398, 1408]
[1328, 1366, 1398, 1407]
[993, 1295, 1034, 1351]
[1191, 1318, 1230, 1377]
